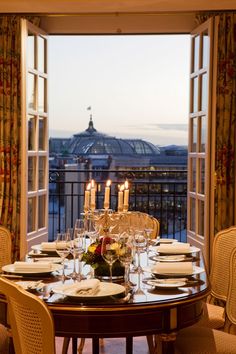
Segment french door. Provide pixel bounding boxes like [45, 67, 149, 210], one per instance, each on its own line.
[20, 20, 49, 252]
[187, 17, 217, 268]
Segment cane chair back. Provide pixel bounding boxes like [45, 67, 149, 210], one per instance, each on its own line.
[175, 248, 236, 354]
[0, 226, 12, 270]
[0, 277, 55, 354]
[210, 226, 236, 302]
[96, 211, 159, 239]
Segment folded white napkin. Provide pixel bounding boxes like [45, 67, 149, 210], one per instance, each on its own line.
[151, 261, 193, 275]
[41, 242, 56, 250]
[157, 242, 190, 254]
[14, 261, 52, 272]
[60, 279, 100, 296]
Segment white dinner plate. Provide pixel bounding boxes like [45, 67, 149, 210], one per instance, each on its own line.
[147, 279, 186, 288]
[158, 238, 178, 244]
[151, 255, 187, 262]
[31, 244, 57, 253]
[2, 263, 62, 276]
[143, 265, 204, 277]
[152, 245, 200, 255]
[52, 282, 126, 298]
[33, 257, 62, 264]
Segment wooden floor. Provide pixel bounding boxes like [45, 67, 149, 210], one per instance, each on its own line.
[56, 337, 150, 354]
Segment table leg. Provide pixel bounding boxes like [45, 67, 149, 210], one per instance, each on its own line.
[159, 332, 177, 354]
[92, 337, 100, 354]
[72, 338, 78, 354]
[126, 336, 133, 354]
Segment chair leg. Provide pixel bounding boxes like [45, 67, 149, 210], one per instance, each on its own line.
[146, 335, 155, 354]
[62, 337, 70, 354]
[78, 338, 85, 353]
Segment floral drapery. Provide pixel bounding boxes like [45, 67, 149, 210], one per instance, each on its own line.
[214, 13, 236, 233]
[0, 16, 40, 262]
[0, 16, 21, 262]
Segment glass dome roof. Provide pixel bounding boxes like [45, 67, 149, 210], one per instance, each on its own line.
[68, 117, 160, 156]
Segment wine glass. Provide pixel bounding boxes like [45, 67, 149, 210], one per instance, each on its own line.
[74, 219, 86, 281]
[133, 230, 147, 273]
[144, 226, 154, 266]
[118, 233, 134, 290]
[101, 234, 119, 282]
[56, 232, 71, 281]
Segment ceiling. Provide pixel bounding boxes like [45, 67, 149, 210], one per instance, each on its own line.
[1, 0, 236, 14]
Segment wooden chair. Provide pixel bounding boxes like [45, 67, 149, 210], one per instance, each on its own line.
[175, 246, 236, 353]
[0, 276, 55, 354]
[0, 226, 12, 271]
[194, 226, 236, 330]
[0, 323, 10, 353]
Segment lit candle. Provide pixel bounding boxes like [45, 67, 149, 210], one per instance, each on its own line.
[118, 184, 124, 212]
[90, 179, 96, 211]
[104, 180, 111, 209]
[123, 180, 129, 212]
[84, 183, 91, 211]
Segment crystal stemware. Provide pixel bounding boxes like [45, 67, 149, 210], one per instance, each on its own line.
[55, 232, 71, 281]
[101, 234, 119, 282]
[133, 230, 147, 273]
[118, 233, 134, 290]
[73, 219, 86, 281]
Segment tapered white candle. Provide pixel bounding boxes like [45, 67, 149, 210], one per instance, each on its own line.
[118, 184, 124, 212]
[104, 180, 111, 209]
[90, 179, 96, 211]
[123, 181, 129, 212]
[84, 183, 91, 211]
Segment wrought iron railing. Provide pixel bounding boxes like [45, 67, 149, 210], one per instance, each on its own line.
[49, 169, 187, 242]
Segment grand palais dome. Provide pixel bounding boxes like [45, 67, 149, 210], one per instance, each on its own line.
[68, 117, 160, 156]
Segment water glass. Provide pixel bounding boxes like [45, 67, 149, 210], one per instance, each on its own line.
[101, 234, 119, 282]
[56, 232, 71, 281]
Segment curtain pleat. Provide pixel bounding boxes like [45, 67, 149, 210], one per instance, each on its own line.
[0, 15, 40, 261]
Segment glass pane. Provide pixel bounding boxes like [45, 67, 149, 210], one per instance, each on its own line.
[200, 115, 206, 152]
[201, 73, 208, 111]
[39, 117, 46, 150]
[191, 117, 197, 152]
[193, 77, 198, 113]
[38, 36, 45, 73]
[38, 195, 46, 229]
[38, 77, 45, 113]
[27, 73, 36, 110]
[39, 157, 46, 189]
[198, 200, 205, 237]
[28, 115, 36, 151]
[28, 157, 36, 191]
[190, 158, 196, 192]
[199, 159, 205, 194]
[202, 30, 209, 68]
[190, 198, 196, 232]
[28, 197, 36, 233]
[193, 35, 199, 72]
[27, 33, 35, 69]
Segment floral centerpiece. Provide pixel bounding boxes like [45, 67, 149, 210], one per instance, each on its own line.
[82, 237, 125, 277]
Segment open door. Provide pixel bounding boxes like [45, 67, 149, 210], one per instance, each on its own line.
[187, 17, 217, 268]
[20, 19, 49, 252]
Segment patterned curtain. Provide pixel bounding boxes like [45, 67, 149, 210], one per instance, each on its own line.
[0, 16, 40, 262]
[214, 13, 236, 233]
[0, 16, 21, 262]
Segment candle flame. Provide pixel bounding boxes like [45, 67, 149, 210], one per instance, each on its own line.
[119, 184, 125, 191]
[106, 180, 111, 187]
[124, 180, 129, 189]
[86, 182, 91, 191]
[91, 179, 95, 188]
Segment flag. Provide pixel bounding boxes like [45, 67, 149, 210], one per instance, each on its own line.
[87, 106, 91, 110]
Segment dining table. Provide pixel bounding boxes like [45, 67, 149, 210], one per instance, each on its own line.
[0, 243, 210, 354]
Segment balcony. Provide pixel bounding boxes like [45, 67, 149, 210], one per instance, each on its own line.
[49, 168, 187, 242]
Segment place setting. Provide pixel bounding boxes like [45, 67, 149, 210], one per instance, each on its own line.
[1, 260, 62, 277]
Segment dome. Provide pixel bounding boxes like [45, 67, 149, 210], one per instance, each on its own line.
[68, 117, 160, 156]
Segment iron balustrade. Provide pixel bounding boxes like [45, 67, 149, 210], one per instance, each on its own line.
[49, 169, 187, 242]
